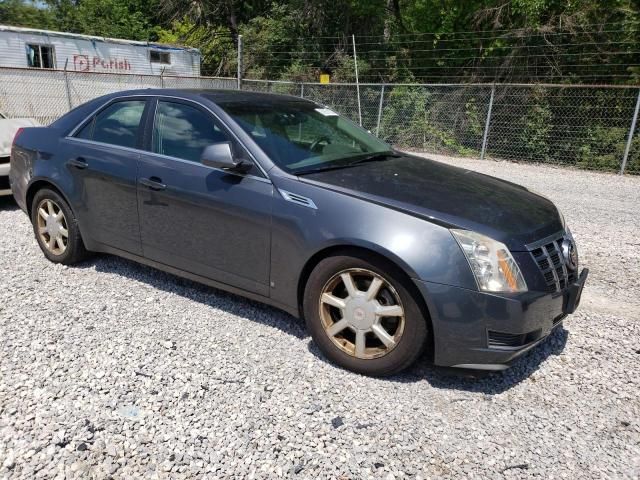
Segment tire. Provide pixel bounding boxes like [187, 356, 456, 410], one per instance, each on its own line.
[303, 253, 428, 376]
[31, 188, 89, 265]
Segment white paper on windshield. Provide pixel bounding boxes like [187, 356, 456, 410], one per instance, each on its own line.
[315, 107, 338, 116]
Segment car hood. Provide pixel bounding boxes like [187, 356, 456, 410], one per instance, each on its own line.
[0, 118, 39, 157]
[298, 154, 563, 250]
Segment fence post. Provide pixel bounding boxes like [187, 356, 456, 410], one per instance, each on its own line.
[237, 34, 243, 90]
[620, 88, 640, 175]
[160, 67, 165, 88]
[376, 84, 385, 137]
[63, 59, 73, 110]
[480, 84, 495, 161]
[300, 82, 304, 98]
[352, 34, 362, 126]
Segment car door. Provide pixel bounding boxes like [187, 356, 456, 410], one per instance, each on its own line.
[137, 98, 273, 296]
[64, 98, 149, 255]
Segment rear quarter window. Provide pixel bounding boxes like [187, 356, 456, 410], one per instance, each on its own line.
[75, 100, 146, 149]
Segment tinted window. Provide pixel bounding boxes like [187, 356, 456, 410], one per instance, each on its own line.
[153, 101, 228, 162]
[217, 100, 390, 174]
[87, 100, 146, 148]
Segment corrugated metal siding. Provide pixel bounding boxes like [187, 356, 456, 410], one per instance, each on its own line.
[0, 30, 200, 76]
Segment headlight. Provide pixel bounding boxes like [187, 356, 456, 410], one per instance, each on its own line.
[451, 229, 528, 293]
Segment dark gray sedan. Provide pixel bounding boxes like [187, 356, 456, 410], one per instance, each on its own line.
[9, 89, 587, 376]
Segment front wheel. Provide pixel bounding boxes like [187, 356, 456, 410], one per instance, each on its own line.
[303, 254, 428, 376]
[31, 188, 89, 265]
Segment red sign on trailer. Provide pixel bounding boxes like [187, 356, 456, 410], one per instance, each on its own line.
[73, 54, 132, 72]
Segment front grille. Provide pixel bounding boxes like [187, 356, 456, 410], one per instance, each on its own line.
[488, 329, 543, 349]
[528, 233, 577, 293]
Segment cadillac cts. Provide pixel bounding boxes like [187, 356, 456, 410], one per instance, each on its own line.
[10, 89, 588, 376]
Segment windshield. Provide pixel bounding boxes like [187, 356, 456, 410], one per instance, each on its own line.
[217, 99, 392, 174]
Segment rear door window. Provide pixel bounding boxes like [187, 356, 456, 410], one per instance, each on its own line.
[76, 100, 146, 149]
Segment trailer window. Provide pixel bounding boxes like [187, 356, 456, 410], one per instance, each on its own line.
[150, 51, 171, 64]
[26, 44, 56, 69]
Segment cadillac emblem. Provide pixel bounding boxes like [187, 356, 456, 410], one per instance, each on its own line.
[561, 238, 578, 270]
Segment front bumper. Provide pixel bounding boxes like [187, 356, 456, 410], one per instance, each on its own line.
[415, 268, 588, 370]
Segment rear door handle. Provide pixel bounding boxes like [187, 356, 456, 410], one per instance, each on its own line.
[139, 177, 166, 191]
[67, 157, 88, 169]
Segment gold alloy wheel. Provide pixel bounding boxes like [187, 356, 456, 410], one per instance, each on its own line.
[36, 199, 69, 256]
[319, 268, 405, 360]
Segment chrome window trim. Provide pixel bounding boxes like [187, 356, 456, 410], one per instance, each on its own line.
[139, 150, 272, 184]
[65, 136, 144, 156]
[65, 137, 271, 185]
[66, 93, 271, 180]
[67, 96, 150, 137]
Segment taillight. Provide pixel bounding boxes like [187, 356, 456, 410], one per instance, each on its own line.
[12, 127, 24, 145]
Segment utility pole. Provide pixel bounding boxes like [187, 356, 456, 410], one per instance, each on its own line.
[480, 84, 496, 161]
[237, 34, 243, 90]
[620, 88, 640, 174]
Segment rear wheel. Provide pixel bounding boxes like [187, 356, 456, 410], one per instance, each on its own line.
[31, 188, 89, 265]
[304, 254, 428, 376]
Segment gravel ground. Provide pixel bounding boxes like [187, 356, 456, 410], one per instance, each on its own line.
[1, 158, 639, 479]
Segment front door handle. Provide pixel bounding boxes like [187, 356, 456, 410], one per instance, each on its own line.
[139, 177, 166, 191]
[67, 157, 88, 169]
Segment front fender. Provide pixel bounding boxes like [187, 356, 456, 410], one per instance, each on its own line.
[269, 176, 476, 313]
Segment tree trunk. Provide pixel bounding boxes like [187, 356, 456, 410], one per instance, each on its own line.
[227, 3, 239, 43]
[384, 0, 403, 42]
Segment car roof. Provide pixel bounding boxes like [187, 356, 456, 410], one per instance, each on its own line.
[106, 88, 313, 105]
[50, 88, 317, 133]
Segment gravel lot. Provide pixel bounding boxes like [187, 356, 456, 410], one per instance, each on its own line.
[1, 158, 639, 479]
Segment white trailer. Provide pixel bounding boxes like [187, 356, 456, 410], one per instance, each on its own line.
[0, 25, 201, 76]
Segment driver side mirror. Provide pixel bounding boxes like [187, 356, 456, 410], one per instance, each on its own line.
[201, 142, 250, 172]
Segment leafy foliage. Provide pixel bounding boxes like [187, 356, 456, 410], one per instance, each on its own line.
[3, 0, 639, 172]
[41, 0, 160, 40]
[0, 0, 55, 29]
[4, 0, 639, 83]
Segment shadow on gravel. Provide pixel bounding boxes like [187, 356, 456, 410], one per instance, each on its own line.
[0, 195, 19, 211]
[396, 327, 568, 394]
[76, 252, 568, 394]
[76, 254, 309, 340]
[307, 323, 569, 394]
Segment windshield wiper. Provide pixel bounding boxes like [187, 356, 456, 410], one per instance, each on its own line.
[348, 151, 401, 166]
[295, 151, 400, 176]
[295, 163, 357, 175]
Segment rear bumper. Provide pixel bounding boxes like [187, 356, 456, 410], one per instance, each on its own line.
[415, 269, 588, 370]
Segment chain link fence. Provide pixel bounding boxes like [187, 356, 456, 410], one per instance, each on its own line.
[0, 67, 638, 174]
[243, 79, 640, 175]
[0, 67, 236, 126]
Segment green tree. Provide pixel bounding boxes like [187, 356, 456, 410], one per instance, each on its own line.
[45, 0, 160, 40]
[0, 0, 55, 29]
[155, 19, 236, 76]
